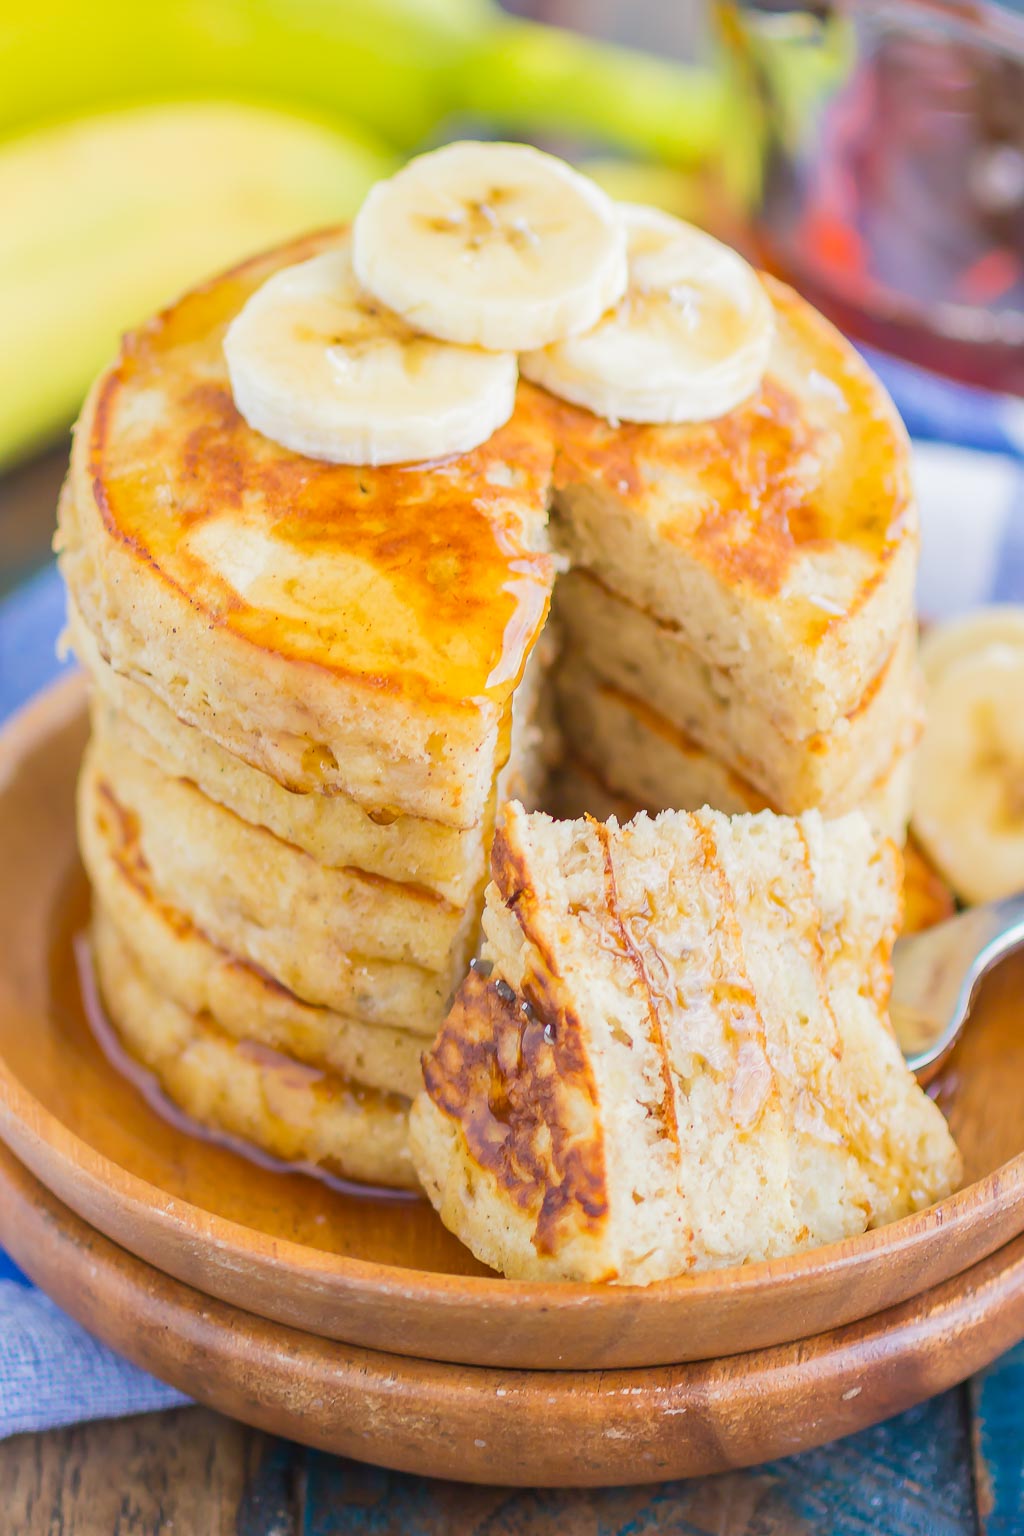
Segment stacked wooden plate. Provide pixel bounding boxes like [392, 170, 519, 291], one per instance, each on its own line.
[2, 675, 1024, 1486]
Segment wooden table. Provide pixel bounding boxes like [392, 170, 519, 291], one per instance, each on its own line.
[2, 1354, 1021, 1535]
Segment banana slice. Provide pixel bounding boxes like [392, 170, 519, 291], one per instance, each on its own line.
[223, 243, 517, 466]
[919, 606, 1024, 687]
[913, 608, 1024, 904]
[351, 140, 627, 351]
[520, 203, 775, 424]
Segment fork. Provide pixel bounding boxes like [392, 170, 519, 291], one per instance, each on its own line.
[892, 892, 1024, 1080]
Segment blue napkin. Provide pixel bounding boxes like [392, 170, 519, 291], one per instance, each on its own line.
[0, 349, 1022, 1440]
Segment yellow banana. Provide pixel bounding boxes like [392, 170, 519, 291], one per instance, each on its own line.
[2, 0, 726, 160]
[2, 0, 487, 150]
[0, 101, 392, 469]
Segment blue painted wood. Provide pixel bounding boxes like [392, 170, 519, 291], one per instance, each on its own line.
[969, 1339, 1024, 1536]
[297, 1387, 975, 1536]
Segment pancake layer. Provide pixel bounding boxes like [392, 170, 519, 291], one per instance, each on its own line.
[85, 793, 427, 1096]
[93, 911, 416, 1189]
[554, 570, 921, 814]
[58, 228, 916, 828]
[554, 661, 917, 844]
[58, 231, 558, 828]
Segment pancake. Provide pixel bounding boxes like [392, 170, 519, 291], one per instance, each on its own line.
[59, 221, 922, 1199]
[555, 659, 917, 843]
[93, 911, 417, 1190]
[554, 569, 921, 814]
[78, 742, 450, 1031]
[409, 803, 961, 1283]
[95, 885, 425, 1098]
[85, 725, 478, 973]
[88, 817, 426, 1092]
[72, 602, 486, 906]
[72, 592, 554, 908]
[549, 274, 916, 739]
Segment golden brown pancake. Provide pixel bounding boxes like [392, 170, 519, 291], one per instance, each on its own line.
[58, 225, 923, 1190]
[77, 742, 451, 1031]
[549, 275, 917, 738]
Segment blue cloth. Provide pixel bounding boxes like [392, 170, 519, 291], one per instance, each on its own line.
[0, 354, 1022, 1439]
[0, 1282, 188, 1438]
[0, 566, 189, 1436]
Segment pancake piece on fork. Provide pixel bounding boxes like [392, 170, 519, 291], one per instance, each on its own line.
[410, 803, 961, 1283]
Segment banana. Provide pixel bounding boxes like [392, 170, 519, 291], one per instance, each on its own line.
[912, 608, 1024, 904]
[223, 243, 517, 467]
[0, 102, 392, 470]
[919, 607, 1024, 688]
[2, 0, 488, 152]
[520, 203, 774, 424]
[351, 141, 627, 352]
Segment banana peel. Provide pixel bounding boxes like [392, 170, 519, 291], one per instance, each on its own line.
[0, 101, 392, 470]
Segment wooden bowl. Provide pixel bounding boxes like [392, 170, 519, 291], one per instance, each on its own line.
[2, 1133, 1024, 1487]
[1, 675, 1024, 1372]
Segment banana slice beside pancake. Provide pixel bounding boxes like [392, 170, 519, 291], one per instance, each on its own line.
[520, 203, 774, 424]
[223, 242, 517, 465]
[352, 140, 628, 351]
[913, 608, 1024, 904]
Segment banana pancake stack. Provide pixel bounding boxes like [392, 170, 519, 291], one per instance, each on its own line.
[57, 141, 926, 1197]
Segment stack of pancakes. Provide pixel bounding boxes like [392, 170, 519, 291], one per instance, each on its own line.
[57, 230, 920, 1188]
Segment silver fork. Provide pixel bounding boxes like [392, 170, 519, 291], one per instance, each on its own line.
[893, 892, 1024, 1079]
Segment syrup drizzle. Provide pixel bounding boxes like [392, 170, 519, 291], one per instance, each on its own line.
[73, 931, 420, 1205]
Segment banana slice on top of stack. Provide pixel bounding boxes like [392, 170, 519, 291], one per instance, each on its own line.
[912, 608, 1024, 904]
[224, 244, 518, 466]
[224, 140, 774, 466]
[352, 139, 628, 351]
[520, 203, 774, 424]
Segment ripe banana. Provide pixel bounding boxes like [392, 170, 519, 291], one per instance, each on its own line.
[520, 203, 774, 424]
[352, 142, 627, 352]
[2, 0, 487, 152]
[457, 16, 727, 166]
[3, 1, 726, 163]
[912, 608, 1024, 904]
[224, 244, 517, 466]
[0, 102, 392, 470]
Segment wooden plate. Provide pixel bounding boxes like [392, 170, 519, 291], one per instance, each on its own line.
[3, 1134, 1024, 1487]
[2, 675, 1024, 1372]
